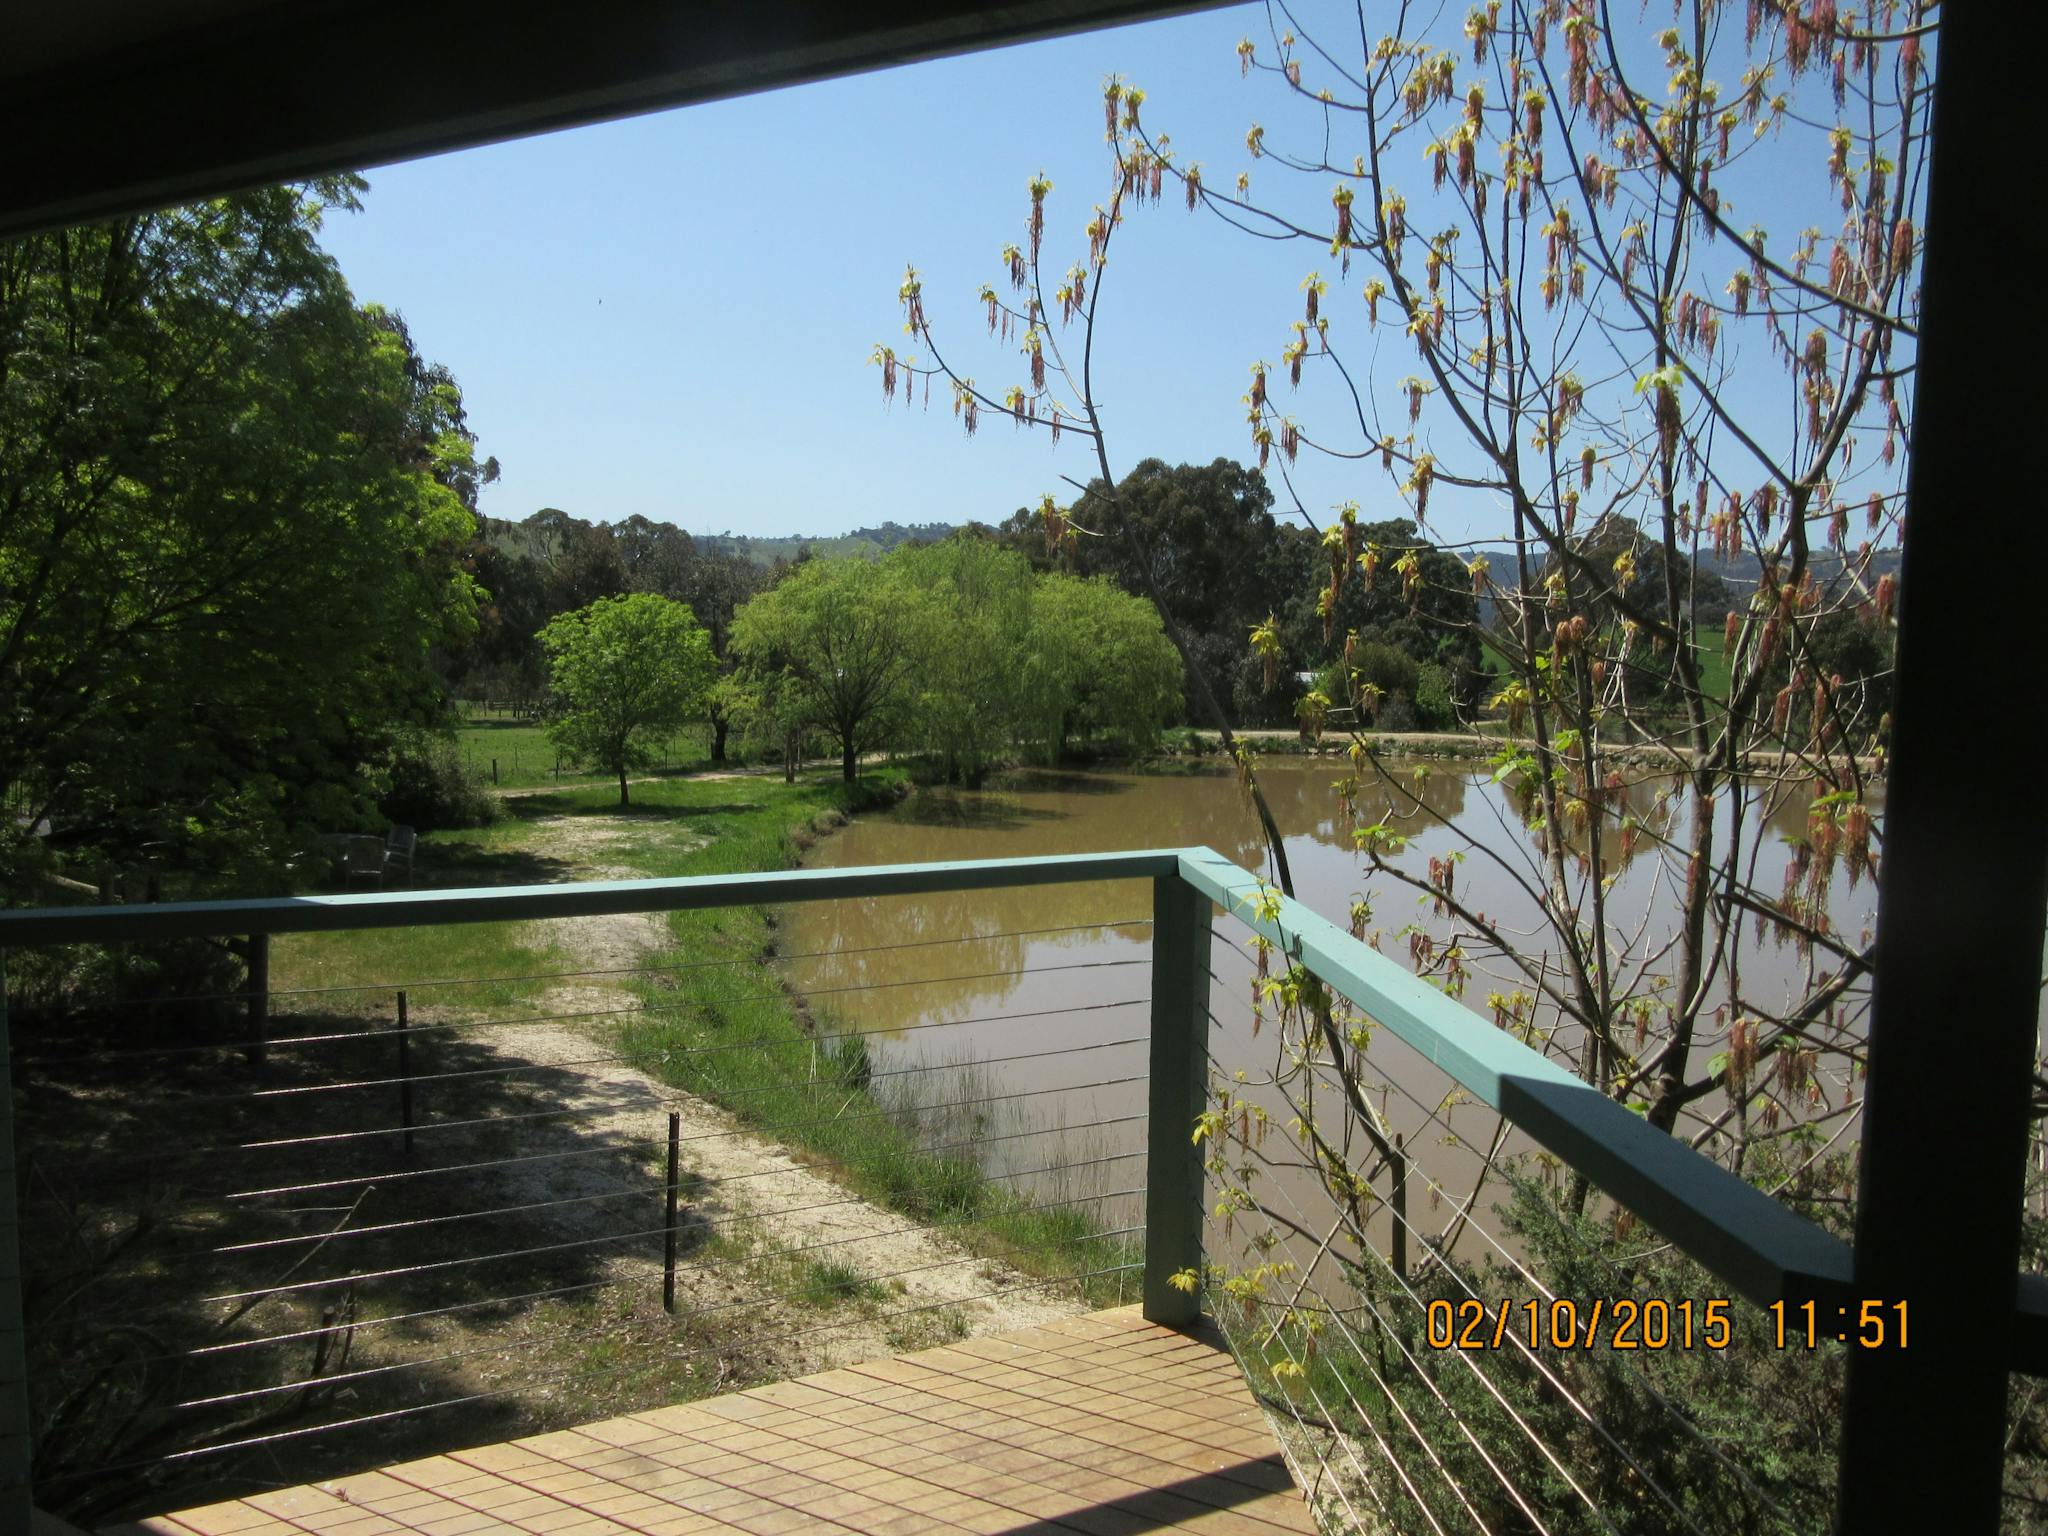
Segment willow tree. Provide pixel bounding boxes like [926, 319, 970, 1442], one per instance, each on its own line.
[728, 556, 921, 782]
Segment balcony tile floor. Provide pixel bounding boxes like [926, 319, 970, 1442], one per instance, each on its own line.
[108, 1307, 1314, 1536]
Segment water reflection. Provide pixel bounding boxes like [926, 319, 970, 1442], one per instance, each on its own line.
[779, 758, 1889, 1213]
[785, 758, 1888, 1037]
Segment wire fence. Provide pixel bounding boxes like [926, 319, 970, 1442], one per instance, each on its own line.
[7, 912, 1153, 1524]
[17, 863, 2002, 1535]
[1195, 919, 1852, 1536]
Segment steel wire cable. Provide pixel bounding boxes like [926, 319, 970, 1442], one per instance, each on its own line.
[1321, 1023, 1806, 1533]
[166, 1214, 1144, 1415]
[1206, 1210, 1453, 1536]
[1236, 1085, 1706, 1536]
[40, 964, 1149, 1101]
[1204, 1187, 1540, 1536]
[29, 1072, 1147, 1175]
[199, 1149, 1143, 1261]
[50, 918, 1155, 1021]
[1196, 1204, 1523, 1536]
[1247, 1064, 1669, 1520]
[1211, 976, 1775, 1479]
[85, 1181, 1147, 1326]
[41, 990, 1149, 1072]
[212, 1110, 1146, 1206]
[81, 1124, 1152, 1376]
[36, 1260, 1145, 1485]
[137, 1028, 1149, 1112]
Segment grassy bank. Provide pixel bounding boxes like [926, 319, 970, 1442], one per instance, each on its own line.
[274, 765, 1136, 1301]
[14, 765, 1135, 1514]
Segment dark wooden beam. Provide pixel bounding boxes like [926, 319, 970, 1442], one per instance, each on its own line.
[1835, 4, 2048, 1526]
[0, 0, 1229, 238]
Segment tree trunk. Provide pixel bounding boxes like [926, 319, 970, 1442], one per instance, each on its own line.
[618, 767, 629, 807]
[841, 741, 857, 783]
[710, 715, 729, 764]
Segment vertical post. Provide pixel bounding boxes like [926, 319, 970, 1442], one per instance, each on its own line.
[664, 1109, 681, 1314]
[1390, 1134, 1408, 1281]
[0, 957, 32, 1532]
[1836, 10, 2047, 1531]
[1145, 873, 1211, 1328]
[395, 990, 415, 1159]
[244, 932, 269, 1071]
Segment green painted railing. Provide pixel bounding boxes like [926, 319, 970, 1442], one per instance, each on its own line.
[0, 842, 1948, 1523]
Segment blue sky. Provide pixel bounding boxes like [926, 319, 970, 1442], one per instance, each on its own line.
[318, 2, 1904, 552]
[318, 3, 1417, 541]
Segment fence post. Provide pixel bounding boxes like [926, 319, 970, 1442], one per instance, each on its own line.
[0, 956, 33, 1531]
[395, 990, 415, 1158]
[664, 1109, 682, 1314]
[1390, 1133, 1408, 1281]
[1145, 872, 1211, 1328]
[245, 932, 269, 1071]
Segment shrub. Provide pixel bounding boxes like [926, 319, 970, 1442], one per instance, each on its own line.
[1352, 639, 1420, 704]
[6, 939, 245, 1043]
[1414, 662, 1456, 731]
[376, 727, 498, 831]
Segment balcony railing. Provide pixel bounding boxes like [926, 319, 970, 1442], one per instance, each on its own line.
[0, 847, 2037, 1532]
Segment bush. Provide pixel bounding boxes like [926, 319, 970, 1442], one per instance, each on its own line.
[1376, 692, 1421, 732]
[1352, 639, 1420, 703]
[7, 939, 245, 1042]
[1414, 662, 1457, 731]
[377, 727, 498, 831]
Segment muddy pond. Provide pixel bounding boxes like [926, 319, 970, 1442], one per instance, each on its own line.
[777, 757, 1886, 1263]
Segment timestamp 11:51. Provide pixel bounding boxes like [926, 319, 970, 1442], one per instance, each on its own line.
[1768, 1299, 1908, 1349]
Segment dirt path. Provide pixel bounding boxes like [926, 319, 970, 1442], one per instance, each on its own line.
[490, 753, 877, 799]
[465, 810, 1085, 1379]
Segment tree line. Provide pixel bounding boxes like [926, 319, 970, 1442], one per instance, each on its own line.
[540, 534, 1182, 800]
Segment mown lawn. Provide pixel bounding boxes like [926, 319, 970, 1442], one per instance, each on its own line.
[453, 710, 738, 789]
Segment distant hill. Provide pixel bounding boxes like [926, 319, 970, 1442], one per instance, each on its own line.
[694, 521, 964, 566]
[476, 511, 969, 568]
[1475, 533, 1901, 626]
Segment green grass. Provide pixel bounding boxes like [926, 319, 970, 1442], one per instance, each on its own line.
[453, 711, 739, 789]
[791, 1258, 891, 1309]
[1692, 623, 1732, 700]
[276, 763, 1137, 1305]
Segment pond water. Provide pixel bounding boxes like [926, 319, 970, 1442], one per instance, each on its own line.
[775, 756, 1887, 1260]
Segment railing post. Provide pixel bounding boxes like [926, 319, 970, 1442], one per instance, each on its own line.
[1390, 1133, 1408, 1282]
[1836, 6, 2046, 1524]
[395, 990, 415, 1159]
[1145, 873, 1210, 1328]
[244, 932, 269, 1071]
[0, 956, 33, 1530]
